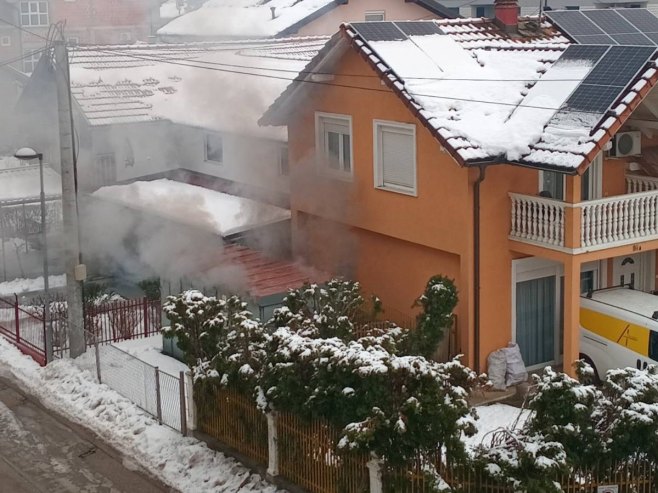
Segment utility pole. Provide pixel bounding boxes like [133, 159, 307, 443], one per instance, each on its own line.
[54, 40, 85, 358]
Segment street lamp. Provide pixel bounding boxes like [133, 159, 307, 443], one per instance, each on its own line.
[14, 147, 52, 363]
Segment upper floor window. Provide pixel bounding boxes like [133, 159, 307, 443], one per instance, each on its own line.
[205, 133, 223, 163]
[96, 153, 117, 186]
[1, 36, 11, 47]
[474, 5, 494, 17]
[539, 170, 565, 200]
[316, 112, 352, 178]
[374, 120, 417, 196]
[21, 1, 49, 27]
[22, 50, 41, 73]
[279, 146, 289, 176]
[565, 5, 580, 10]
[365, 10, 385, 22]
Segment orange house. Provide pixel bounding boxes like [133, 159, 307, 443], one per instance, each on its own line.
[261, 5, 658, 376]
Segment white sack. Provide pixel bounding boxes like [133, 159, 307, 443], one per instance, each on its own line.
[503, 342, 528, 387]
[487, 349, 507, 390]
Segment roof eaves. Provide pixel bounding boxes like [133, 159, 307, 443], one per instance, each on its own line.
[408, 0, 461, 19]
[275, 0, 345, 38]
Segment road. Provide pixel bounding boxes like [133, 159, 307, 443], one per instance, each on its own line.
[0, 377, 171, 493]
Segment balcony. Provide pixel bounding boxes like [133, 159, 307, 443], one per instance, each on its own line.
[510, 174, 658, 253]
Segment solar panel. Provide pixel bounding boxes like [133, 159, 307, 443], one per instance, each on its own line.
[565, 84, 626, 113]
[584, 45, 655, 87]
[394, 21, 443, 37]
[350, 22, 407, 42]
[582, 9, 638, 34]
[617, 8, 658, 33]
[642, 32, 658, 44]
[557, 44, 609, 63]
[610, 33, 654, 46]
[546, 11, 605, 36]
[572, 34, 618, 45]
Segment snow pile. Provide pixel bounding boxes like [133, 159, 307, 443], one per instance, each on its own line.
[158, 0, 335, 38]
[92, 179, 291, 237]
[0, 275, 67, 296]
[0, 336, 284, 493]
[113, 334, 188, 376]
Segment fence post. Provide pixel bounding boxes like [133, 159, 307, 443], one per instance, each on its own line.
[95, 337, 101, 383]
[14, 294, 20, 344]
[266, 411, 279, 478]
[367, 454, 383, 493]
[155, 367, 162, 424]
[143, 297, 148, 336]
[179, 371, 187, 436]
[185, 370, 196, 431]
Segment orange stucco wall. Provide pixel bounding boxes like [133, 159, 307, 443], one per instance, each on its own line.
[296, 0, 442, 37]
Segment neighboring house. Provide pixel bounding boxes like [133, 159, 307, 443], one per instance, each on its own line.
[261, 4, 658, 375]
[445, 0, 658, 18]
[157, 0, 459, 41]
[15, 38, 326, 205]
[0, 0, 161, 74]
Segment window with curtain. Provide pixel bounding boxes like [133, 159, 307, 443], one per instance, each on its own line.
[516, 275, 556, 367]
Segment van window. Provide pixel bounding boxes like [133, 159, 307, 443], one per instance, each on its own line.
[650, 331, 658, 362]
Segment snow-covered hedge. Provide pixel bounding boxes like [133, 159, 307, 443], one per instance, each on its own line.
[162, 282, 481, 465]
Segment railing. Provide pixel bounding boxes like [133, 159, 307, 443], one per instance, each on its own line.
[509, 193, 565, 247]
[580, 190, 658, 248]
[0, 294, 46, 365]
[626, 173, 658, 193]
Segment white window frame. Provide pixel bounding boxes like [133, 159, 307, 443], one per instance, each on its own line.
[67, 36, 79, 46]
[0, 36, 11, 47]
[373, 120, 417, 196]
[315, 112, 353, 180]
[365, 10, 385, 22]
[20, 1, 49, 27]
[22, 50, 41, 73]
[204, 133, 223, 163]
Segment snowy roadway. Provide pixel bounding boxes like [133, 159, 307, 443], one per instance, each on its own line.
[0, 377, 166, 493]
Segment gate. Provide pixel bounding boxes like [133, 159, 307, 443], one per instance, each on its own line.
[0, 295, 46, 365]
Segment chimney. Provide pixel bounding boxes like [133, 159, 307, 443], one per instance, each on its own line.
[270, 6, 276, 19]
[494, 0, 519, 34]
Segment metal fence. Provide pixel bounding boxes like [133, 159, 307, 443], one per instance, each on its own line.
[0, 294, 46, 365]
[77, 342, 187, 434]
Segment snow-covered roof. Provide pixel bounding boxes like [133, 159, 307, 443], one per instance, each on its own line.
[0, 160, 62, 203]
[262, 15, 658, 171]
[158, 0, 339, 39]
[160, 0, 184, 20]
[68, 38, 327, 140]
[157, 0, 459, 39]
[92, 179, 291, 237]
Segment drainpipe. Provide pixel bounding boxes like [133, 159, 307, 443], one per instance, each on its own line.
[473, 164, 487, 374]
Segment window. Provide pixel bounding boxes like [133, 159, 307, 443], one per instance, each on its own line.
[22, 50, 41, 73]
[1, 36, 11, 47]
[650, 331, 658, 361]
[374, 121, 416, 195]
[580, 270, 595, 295]
[67, 36, 79, 46]
[96, 153, 117, 186]
[474, 5, 494, 17]
[365, 10, 385, 22]
[279, 146, 289, 176]
[205, 134, 223, 163]
[20, 1, 49, 27]
[119, 32, 132, 43]
[581, 152, 602, 201]
[565, 5, 580, 9]
[539, 170, 565, 200]
[316, 113, 352, 178]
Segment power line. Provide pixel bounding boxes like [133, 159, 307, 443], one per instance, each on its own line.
[92, 47, 621, 116]
[91, 45, 611, 83]
[0, 16, 50, 41]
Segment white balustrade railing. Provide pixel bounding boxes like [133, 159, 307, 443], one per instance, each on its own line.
[510, 193, 565, 247]
[581, 190, 658, 248]
[626, 173, 658, 193]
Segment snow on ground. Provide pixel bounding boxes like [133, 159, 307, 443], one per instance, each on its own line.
[113, 334, 188, 376]
[465, 404, 531, 451]
[0, 275, 67, 296]
[0, 336, 284, 493]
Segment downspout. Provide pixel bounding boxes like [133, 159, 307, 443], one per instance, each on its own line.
[473, 164, 487, 374]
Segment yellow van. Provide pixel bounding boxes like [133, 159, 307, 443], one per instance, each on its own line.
[580, 287, 658, 379]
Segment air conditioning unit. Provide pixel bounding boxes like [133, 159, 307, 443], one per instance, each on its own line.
[611, 131, 642, 157]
